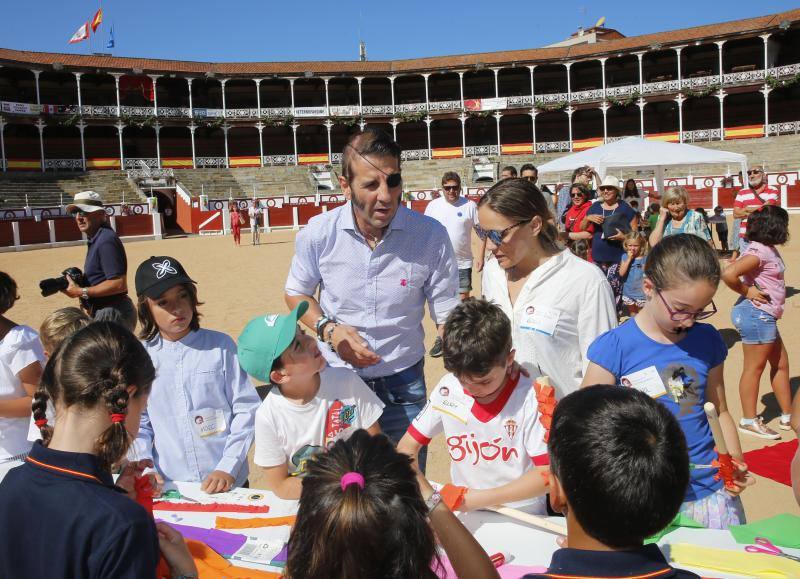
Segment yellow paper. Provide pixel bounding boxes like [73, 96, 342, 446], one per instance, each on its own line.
[669, 543, 800, 578]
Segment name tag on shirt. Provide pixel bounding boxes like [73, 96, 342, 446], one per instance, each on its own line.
[621, 366, 667, 399]
[192, 408, 227, 438]
[433, 390, 474, 424]
[520, 306, 560, 336]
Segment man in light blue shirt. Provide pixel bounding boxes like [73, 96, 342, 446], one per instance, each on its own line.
[285, 129, 459, 469]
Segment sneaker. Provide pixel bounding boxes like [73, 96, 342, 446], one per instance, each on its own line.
[778, 416, 793, 431]
[738, 417, 780, 440]
[429, 337, 443, 358]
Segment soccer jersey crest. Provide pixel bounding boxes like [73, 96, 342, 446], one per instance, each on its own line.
[503, 418, 518, 439]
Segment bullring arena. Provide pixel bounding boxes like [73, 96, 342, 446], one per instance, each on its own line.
[2, 5, 800, 576]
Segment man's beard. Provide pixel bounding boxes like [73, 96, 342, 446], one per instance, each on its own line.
[749, 175, 764, 188]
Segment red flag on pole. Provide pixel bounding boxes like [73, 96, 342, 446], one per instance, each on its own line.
[91, 8, 103, 33]
[69, 22, 90, 44]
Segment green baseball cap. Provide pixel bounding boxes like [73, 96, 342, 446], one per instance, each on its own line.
[237, 301, 309, 383]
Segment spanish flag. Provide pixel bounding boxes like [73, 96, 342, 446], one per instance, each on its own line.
[91, 8, 103, 33]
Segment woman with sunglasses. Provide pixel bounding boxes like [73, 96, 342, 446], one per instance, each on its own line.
[582, 176, 639, 273]
[562, 183, 594, 245]
[477, 178, 616, 400]
[582, 234, 753, 529]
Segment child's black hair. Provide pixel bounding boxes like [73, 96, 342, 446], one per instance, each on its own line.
[0, 271, 19, 315]
[745, 204, 789, 246]
[549, 385, 689, 548]
[442, 298, 512, 378]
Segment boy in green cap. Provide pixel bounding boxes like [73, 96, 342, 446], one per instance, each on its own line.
[238, 300, 384, 499]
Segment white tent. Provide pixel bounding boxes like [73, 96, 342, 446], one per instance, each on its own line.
[536, 137, 748, 194]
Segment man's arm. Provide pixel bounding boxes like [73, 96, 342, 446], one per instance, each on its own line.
[65, 276, 126, 299]
[424, 228, 460, 326]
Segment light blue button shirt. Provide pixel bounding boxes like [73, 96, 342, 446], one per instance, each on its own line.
[285, 202, 460, 379]
[131, 328, 260, 486]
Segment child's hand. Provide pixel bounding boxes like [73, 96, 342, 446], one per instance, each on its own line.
[726, 460, 756, 496]
[116, 459, 155, 499]
[201, 470, 235, 494]
[156, 522, 198, 577]
[745, 285, 770, 304]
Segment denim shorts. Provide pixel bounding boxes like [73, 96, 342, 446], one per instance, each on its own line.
[732, 298, 778, 345]
[458, 267, 473, 293]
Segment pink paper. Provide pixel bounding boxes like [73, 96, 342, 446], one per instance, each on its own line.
[436, 556, 547, 578]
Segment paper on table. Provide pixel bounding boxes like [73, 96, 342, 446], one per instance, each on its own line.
[173, 481, 274, 507]
[668, 542, 800, 577]
[645, 513, 704, 544]
[729, 513, 800, 550]
[230, 537, 286, 566]
[158, 520, 247, 557]
[436, 555, 547, 578]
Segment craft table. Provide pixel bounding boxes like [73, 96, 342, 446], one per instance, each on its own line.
[160, 482, 800, 578]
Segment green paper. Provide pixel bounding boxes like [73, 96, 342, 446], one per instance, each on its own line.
[729, 513, 800, 549]
[645, 513, 705, 544]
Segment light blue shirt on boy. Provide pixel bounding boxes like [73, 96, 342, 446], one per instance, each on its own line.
[285, 201, 460, 379]
[131, 328, 260, 486]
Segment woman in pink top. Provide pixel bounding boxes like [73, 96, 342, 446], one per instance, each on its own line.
[722, 205, 792, 439]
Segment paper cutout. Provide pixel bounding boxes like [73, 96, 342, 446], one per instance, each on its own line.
[184, 539, 281, 578]
[435, 555, 547, 578]
[730, 514, 800, 550]
[153, 501, 270, 513]
[230, 537, 285, 565]
[215, 515, 297, 529]
[713, 450, 736, 490]
[440, 484, 468, 511]
[645, 513, 704, 544]
[158, 521, 247, 557]
[533, 378, 557, 443]
[270, 543, 289, 568]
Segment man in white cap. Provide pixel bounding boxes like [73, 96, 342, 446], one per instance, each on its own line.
[63, 191, 136, 331]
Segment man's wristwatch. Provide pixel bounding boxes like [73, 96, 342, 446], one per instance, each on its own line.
[81, 287, 89, 300]
[315, 314, 333, 341]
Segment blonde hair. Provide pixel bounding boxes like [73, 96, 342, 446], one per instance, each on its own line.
[623, 231, 649, 256]
[662, 186, 689, 208]
[39, 307, 91, 355]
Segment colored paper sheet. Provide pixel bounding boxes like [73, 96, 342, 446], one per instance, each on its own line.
[645, 513, 704, 544]
[185, 539, 281, 578]
[215, 515, 296, 529]
[743, 439, 798, 487]
[729, 513, 800, 549]
[230, 538, 285, 566]
[154, 501, 270, 513]
[436, 556, 547, 578]
[158, 520, 247, 557]
[669, 542, 800, 576]
[270, 544, 288, 568]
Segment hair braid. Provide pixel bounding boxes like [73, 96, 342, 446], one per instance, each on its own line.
[95, 371, 131, 470]
[31, 386, 53, 445]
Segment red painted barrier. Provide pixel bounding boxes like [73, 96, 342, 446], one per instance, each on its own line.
[0, 221, 14, 247]
[19, 220, 50, 245]
[298, 204, 323, 225]
[115, 215, 153, 237]
[53, 218, 82, 242]
[268, 206, 293, 228]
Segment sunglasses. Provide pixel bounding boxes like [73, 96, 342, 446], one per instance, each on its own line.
[570, 192, 585, 198]
[747, 170, 763, 175]
[475, 219, 531, 245]
[523, 175, 537, 182]
[70, 209, 88, 217]
[442, 185, 460, 192]
[657, 290, 717, 322]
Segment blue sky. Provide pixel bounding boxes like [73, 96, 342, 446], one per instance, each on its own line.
[1, 1, 797, 63]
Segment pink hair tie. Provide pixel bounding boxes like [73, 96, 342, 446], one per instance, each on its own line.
[340, 471, 365, 491]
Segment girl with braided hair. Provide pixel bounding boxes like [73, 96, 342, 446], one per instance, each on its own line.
[0, 322, 197, 578]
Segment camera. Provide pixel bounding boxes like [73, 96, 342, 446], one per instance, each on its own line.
[39, 267, 87, 297]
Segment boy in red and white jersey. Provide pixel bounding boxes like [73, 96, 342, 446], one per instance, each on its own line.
[398, 298, 552, 513]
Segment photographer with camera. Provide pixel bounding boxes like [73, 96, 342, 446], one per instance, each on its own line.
[61, 191, 136, 331]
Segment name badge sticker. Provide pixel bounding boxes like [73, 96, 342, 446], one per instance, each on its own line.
[433, 389, 474, 424]
[192, 408, 227, 438]
[519, 305, 560, 337]
[621, 366, 667, 399]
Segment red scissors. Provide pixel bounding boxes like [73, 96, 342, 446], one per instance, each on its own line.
[744, 537, 800, 563]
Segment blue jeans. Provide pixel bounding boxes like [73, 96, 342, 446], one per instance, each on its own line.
[363, 359, 428, 471]
[732, 298, 778, 345]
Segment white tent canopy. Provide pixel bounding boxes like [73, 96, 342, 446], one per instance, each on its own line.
[536, 137, 748, 194]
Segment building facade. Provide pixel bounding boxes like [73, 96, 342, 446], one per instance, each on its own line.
[1, 8, 799, 172]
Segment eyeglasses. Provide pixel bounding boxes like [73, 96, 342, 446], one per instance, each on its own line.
[747, 169, 763, 175]
[442, 185, 460, 192]
[657, 290, 717, 321]
[570, 192, 585, 198]
[475, 219, 531, 245]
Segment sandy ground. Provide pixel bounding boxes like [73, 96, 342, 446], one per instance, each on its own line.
[3, 221, 799, 522]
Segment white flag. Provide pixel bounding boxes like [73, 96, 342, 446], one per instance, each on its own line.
[68, 22, 90, 44]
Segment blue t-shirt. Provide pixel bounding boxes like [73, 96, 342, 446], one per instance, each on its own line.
[621, 255, 647, 301]
[586, 201, 638, 263]
[587, 320, 727, 501]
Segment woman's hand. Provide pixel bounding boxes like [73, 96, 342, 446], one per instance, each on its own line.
[607, 229, 625, 242]
[658, 206, 670, 220]
[586, 214, 604, 225]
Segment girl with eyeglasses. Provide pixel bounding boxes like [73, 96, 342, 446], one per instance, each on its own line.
[477, 178, 616, 400]
[582, 234, 753, 529]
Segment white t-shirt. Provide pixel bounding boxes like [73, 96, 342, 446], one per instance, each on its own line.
[254, 366, 384, 475]
[407, 372, 549, 511]
[248, 206, 261, 223]
[0, 325, 44, 459]
[482, 249, 617, 400]
[424, 196, 479, 269]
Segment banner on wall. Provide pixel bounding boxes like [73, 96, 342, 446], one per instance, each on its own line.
[330, 105, 360, 117]
[294, 106, 328, 118]
[1, 101, 43, 115]
[464, 97, 507, 112]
